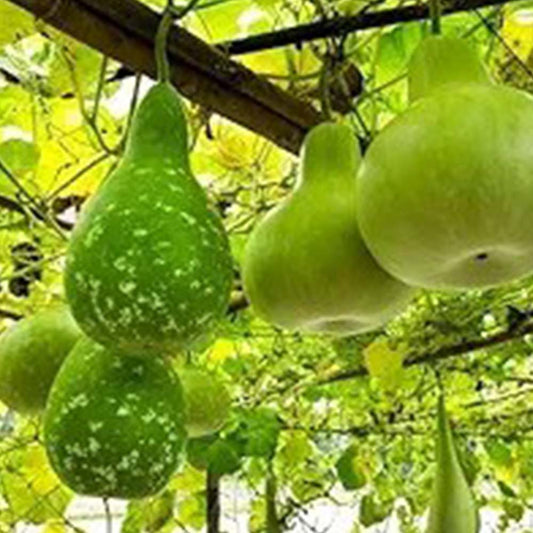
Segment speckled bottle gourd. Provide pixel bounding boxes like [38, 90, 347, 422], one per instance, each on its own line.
[43, 337, 187, 499]
[426, 396, 478, 533]
[0, 306, 81, 414]
[64, 82, 233, 355]
[357, 37, 533, 290]
[178, 367, 231, 438]
[242, 123, 413, 335]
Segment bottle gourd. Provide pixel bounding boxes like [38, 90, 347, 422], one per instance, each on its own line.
[178, 367, 231, 438]
[357, 37, 533, 290]
[243, 123, 413, 335]
[426, 396, 478, 533]
[64, 15, 233, 355]
[44, 337, 187, 499]
[0, 306, 81, 414]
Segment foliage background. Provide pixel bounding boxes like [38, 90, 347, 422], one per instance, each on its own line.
[0, 0, 533, 530]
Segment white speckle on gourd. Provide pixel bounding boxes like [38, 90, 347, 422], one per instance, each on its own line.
[89, 421, 104, 432]
[117, 406, 130, 416]
[70, 393, 89, 409]
[133, 228, 148, 238]
[180, 212, 197, 226]
[119, 281, 137, 295]
[88, 438, 101, 453]
[119, 308, 133, 325]
[84, 224, 104, 248]
[113, 257, 128, 271]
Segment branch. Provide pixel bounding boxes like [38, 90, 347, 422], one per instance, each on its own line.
[222, 0, 521, 55]
[206, 470, 220, 533]
[8, 0, 321, 154]
[322, 319, 533, 385]
[0, 309, 23, 321]
[0, 193, 74, 231]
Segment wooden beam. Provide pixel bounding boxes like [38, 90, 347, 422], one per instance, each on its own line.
[9, 0, 322, 154]
[222, 0, 520, 55]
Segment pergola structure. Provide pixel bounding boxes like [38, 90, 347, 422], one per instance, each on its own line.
[7, 0, 521, 154]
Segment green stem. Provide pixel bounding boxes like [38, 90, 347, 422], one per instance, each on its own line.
[155, 5, 175, 83]
[91, 56, 109, 123]
[319, 56, 333, 121]
[429, 0, 442, 35]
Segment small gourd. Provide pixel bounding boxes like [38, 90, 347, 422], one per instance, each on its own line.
[357, 36, 533, 290]
[43, 337, 187, 499]
[243, 123, 413, 335]
[0, 306, 81, 414]
[426, 395, 478, 533]
[178, 367, 231, 438]
[64, 14, 233, 355]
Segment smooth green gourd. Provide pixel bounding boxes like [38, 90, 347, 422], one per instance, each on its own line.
[64, 26, 233, 355]
[426, 396, 478, 533]
[43, 337, 187, 499]
[0, 306, 81, 414]
[243, 123, 413, 335]
[178, 367, 231, 438]
[357, 37, 533, 290]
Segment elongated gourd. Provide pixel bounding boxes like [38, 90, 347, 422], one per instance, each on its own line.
[426, 396, 478, 533]
[43, 337, 187, 499]
[64, 18, 233, 355]
[357, 36, 533, 290]
[243, 123, 413, 335]
[0, 306, 81, 414]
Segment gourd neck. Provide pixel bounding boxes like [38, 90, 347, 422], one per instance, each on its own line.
[436, 395, 460, 472]
[297, 122, 361, 190]
[408, 36, 492, 103]
[124, 82, 190, 168]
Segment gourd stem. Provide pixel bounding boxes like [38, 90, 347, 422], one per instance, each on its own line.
[155, 4, 174, 83]
[319, 55, 333, 121]
[429, 0, 442, 35]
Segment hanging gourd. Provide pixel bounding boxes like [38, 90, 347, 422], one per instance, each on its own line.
[64, 11, 233, 355]
[178, 366, 231, 438]
[357, 36, 533, 290]
[426, 395, 478, 533]
[43, 336, 187, 499]
[242, 123, 413, 335]
[0, 306, 81, 414]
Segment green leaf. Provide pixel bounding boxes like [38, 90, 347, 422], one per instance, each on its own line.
[121, 491, 176, 533]
[0, 1, 34, 46]
[0, 443, 72, 525]
[177, 493, 206, 530]
[0, 138, 39, 175]
[375, 24, 423, 85]
[363, 337, 404, 391]
[497, 480, 516, 498]
[485, 438, 512, 467]
[502, 499, 524, 521]
[187, 435, 242, 476]
[231, 407, 281, 459]
[187, 435, 218, 471]
[207, 439, 242, 477]
[335, 445, 366, 491]
[279, 430, 312, 468]
[359, 493, 391, 527]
